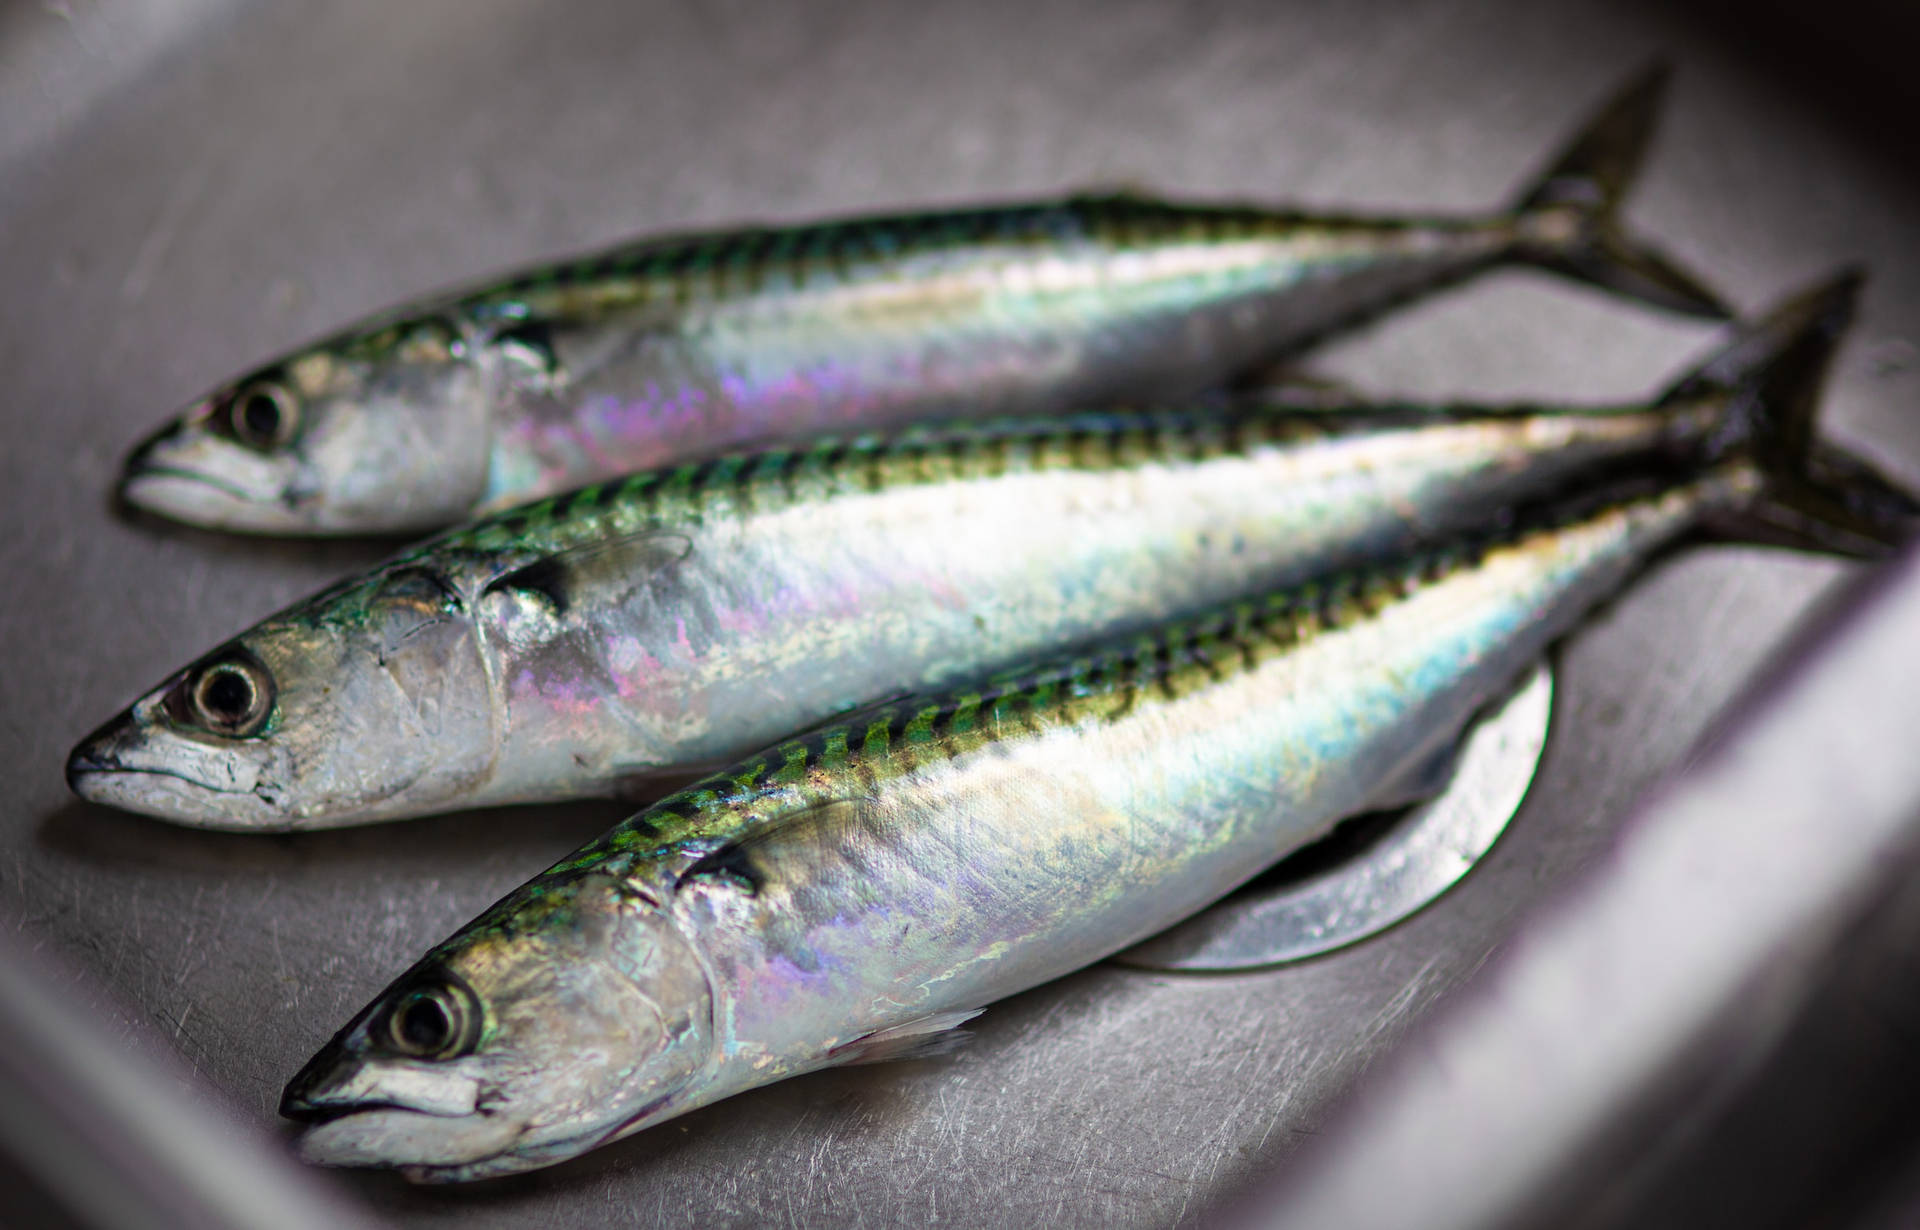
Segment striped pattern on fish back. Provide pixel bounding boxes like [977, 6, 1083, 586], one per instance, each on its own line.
[458, 194, 1427, 319]
[433, 406, 1357, 560]
[424, 475, 1705, 951]
[516, 545, 1475, 896]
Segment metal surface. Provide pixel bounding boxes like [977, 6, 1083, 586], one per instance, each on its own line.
[5, 1, 1920, 1226]
[1122, 664, 1552, 971]
[1239, 543, 1920, 1230]
[0, 934, 369, 1230]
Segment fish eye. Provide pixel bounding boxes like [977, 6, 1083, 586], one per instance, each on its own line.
[385, 981, 479, 1060]
[173, 655, 275, 737]
[227, 381, 300, 450]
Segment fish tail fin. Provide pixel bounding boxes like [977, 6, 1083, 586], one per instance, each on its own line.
[1508, 62, 1729, 319]
[1666, 269, 1920, 557]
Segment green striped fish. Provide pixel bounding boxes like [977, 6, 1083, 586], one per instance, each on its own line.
[119, 66, 1720, 535]
[67, 276, 1859, 831]
[279, 367, 1914, 1179]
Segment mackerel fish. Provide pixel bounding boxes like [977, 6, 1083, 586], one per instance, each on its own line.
[119, 66, 1721, 535]
[66, 277, 1857, 831]
[278, 365, 1917, 1181]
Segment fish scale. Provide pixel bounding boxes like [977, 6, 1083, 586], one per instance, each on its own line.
[488, 510, 1566, 992]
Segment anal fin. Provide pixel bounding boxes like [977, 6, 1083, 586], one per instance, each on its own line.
[828, 1010, 984, 1066]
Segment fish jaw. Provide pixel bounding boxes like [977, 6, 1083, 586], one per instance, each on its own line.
[292, 1107, 520, 1174]
[65, 761, 280, 828]
[118, 403, 318, 535]
[291, 1086, 700, 1183]
[120, 333, 499, 535]
[289, 1084, 532, 1176]
[283, 1046, 484, 1120]
[282, 1035, 519, 1173]
[64, 705, 294, 830]
[118, 470, 315, 537]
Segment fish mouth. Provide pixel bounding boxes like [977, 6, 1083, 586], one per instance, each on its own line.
[118, 413, 310, 532]
[65, 758, 286, 829]
[290, 1106, 524, 1175]
[282, 1049, 673, 1181]
[66, 715, 286, 828]
[67, 754, 252, 799]
[282, 1090, 477, 1126]
[119, 463, 256, 504]
[284, 1054, 518, 1175]
[283, 1038, 487, 1120]
[119, 412, 262, 508]
[118, 467, 304, 534]
[67, 720, 250, 798]
[279, 1099, 369, 1127]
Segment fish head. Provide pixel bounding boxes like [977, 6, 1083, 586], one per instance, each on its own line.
[66, 564, 499, 829]
[283, 873, 715, 1181]
[119, 314, 498, 534]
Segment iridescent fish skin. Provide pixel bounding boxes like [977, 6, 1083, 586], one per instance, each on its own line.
[118, 66, 1723, 535]
[282, 456, 1882, 1182]
[278, 269, 1914, 1180]
[67, 278, 1863, 831]
[64, 405, 1712, 830]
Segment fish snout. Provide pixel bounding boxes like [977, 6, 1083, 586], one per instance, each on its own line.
[121, 411, 195, 477]
[63, 691, 288, 827]
[116, 401, 305, 531]
[281, 1041, 483, 1122]
[65, 709, 145, 798]
[65, 747, 117, 793]
[280, 1046, 357, 1122]
[118, 403, 225, 495]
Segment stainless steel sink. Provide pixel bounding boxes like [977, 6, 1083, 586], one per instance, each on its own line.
[5, 2, 1920, 1225]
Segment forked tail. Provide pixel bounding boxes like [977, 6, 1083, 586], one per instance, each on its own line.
[1659, 270, 1919, 557]
[1510, 63, 1729, 319]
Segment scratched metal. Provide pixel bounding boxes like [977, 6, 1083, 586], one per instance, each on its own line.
[4, 1, 1920, 1226]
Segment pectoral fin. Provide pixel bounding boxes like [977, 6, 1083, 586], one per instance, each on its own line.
[482, 530, 693, 616]
[670, 797, 881, 894]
